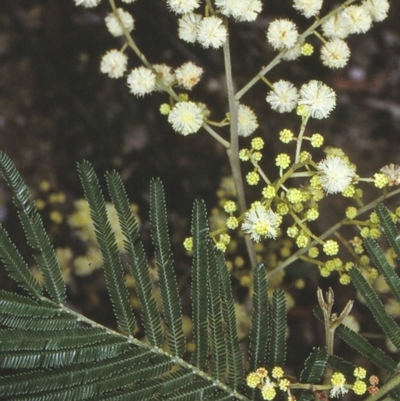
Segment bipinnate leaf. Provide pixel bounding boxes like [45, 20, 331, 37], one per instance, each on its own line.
[248, 264, 269, 372]
[77, 160, 135, 336]
[296, 347, 328, 401]
[190, 200, 209, 370]
[349, 266, 400, 350]
[0, 151, 65, 304]
[268, 289, 286, 368]
[106, 170, 162, 347]
[150, 178, 185, 356]
[376, 203, 400, 260]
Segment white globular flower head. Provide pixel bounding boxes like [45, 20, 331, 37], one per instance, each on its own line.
[242, 204, 280, 242]
[168, 101, 204, 136]
[100, 49, 128, 79]
[215, 0, 262, 22]
[342, 5, 373, 34]
[175, 62, 203, 90]
[293, 0, 323, 18]
[266, 80, 299, 113]
[105, 8, 134, 37]
[237, 104, 259, 137]
[196, 16, 227, 49]
[267, 19, 299, 51]
[167, 0, 201, 14]
[380, 164, 400, 186]
[178, 13, 202, 43]
[74, 0, 101, 7]
[318, 156, 356, 194]
[320, 39, 351, 69]
[322, 12, 352, 39]
[362, 0, 390, 22]
[127, 67, 156, 97]
[121, 0, 137, 3]
[298, 80, 336, 119]
[152, 64, 175, 91]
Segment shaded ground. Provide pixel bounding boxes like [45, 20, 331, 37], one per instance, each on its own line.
[1, 0, 400, 376]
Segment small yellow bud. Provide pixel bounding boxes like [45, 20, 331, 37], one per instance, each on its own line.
[310, 133, 324, 148]
[320, 267, 330, 277]
[246, 372, 261, 388]
[287, 225, 299, 238]
[272, 366, 284, 379]
[353, 379, 367, 395]
[252, 151, 263, 162]
[246, 171, 260, 185]
[342, 184, 356, 198]
[183, 237, 193, 251]
[296, 234, 309, 248]
[49, 210, 63, 224]
[36, 199, 46, 210]
[354, 367, 367, 379]
[370, 212, 379, 224]
[374, 173, 389, 188]
[339, 274, 351, 285]
[251, 137, 265, 150]
[299, 151, 311, 163]
[276, 203, 289, 215]
[286, 188, 303, 204]
[160, 103, 171, 115]
[308, 247, 319, 258]
[224, 200, 237, 213]
[239, 149, 250, 161]
[279, 128, 294, 143]
[346, 206, 357, 219]
[219, 233, 231, 245]
[215, 242, 227, 252]
[323, 240, 339, 256]
[276, 153, 291, 169]
[262, 185, 276, 199]
[306, 208, 319, 221]
[301, 43, 314, 56]
[369, 228, 381, 239]
[226, 216, 239, 229]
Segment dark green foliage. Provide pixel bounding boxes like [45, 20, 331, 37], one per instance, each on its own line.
[0, 156, 254, 401]
[190, 200, 210, 370]
[248, 264, 269, 372]
[106, 170, 162, 346]
[296, 347, 328, 401]
[348, 267, 400, 349]
[149, 178, 185, 356]
[77, 161, 136, 336]
[267, 289, 286, 368]
[0, 151, 65, 304]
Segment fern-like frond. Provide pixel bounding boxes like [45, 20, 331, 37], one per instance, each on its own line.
[0, 223, 42, 299]
[215, 249, 243, 389]
[0, 348, 155, 397]
[364, 236, 400, 302]
[0, 290, 77, 330]
[206, 241, 227, 380]
[190, 199, 209, 370]
[267, 289, 287, 368]
[376, 203, 400, 259]
[77, 161, 135, 335]
[248, 264, 269, 371]
[313, 306, 396, 372]
[0, 151, 65, 304]
[105, 170, 162, 346]
[0, 327, 122, 350]
[150, 178, 185, 356]
[0, 333, 129, 369]
[349, 267, 400, 349]
[328, 354, 359, 378]
[296, 347, 328, 401]
[157, 380, 216, 401]
[5, 357, 174, 401]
